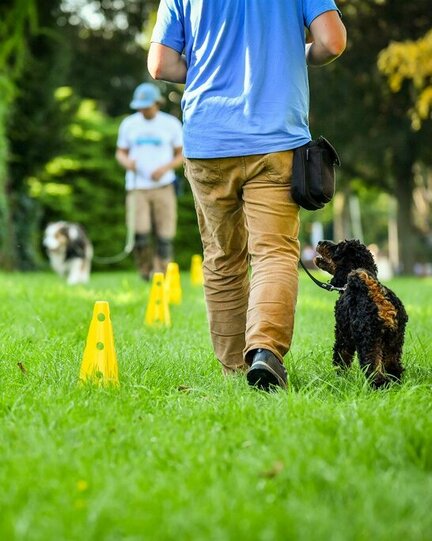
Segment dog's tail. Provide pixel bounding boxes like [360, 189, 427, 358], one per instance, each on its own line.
[348, 270, 398, 330]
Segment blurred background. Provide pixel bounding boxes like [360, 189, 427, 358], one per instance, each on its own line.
[0, 0, 431, 274]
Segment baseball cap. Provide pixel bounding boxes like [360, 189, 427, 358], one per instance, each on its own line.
[130, 83, 163, 109]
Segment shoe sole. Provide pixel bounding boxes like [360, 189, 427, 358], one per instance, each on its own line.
[247, 361, 287, 390]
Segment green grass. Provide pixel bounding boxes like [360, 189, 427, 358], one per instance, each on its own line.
[1, 271, 431, 541]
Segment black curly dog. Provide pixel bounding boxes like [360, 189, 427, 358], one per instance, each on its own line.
[314, 239, 408, 388]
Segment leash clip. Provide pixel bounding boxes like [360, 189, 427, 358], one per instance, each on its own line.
[300, 258, 346, 294]
[328, 284, 346, 293]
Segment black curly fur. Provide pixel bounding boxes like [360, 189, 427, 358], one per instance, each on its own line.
[314, 239, 408, 388]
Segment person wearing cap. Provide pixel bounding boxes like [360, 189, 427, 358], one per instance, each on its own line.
[148, 1, 346, 390]
[115, 82, 183, 279]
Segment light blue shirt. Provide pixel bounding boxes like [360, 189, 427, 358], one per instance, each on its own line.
[152, 0, 340, 158]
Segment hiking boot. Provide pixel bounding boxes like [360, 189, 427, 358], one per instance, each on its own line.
[246, 349, 287, 391]
[133, 244, 152, 280]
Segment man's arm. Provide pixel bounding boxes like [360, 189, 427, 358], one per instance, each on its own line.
[148, 43, 187, 83]
[307, 10, 347, 67]
[151, 146, 183, 181]
[115, 148, 136, 171]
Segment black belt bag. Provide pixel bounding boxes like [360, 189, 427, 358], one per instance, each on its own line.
[291, 136, 341, 211]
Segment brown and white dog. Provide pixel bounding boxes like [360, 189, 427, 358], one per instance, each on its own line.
[43, 222, 93, 285]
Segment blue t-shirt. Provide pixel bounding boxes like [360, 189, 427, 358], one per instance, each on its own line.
[151, 0, 340, 158]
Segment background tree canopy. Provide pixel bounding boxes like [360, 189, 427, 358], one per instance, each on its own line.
[0, 0, 431, 273]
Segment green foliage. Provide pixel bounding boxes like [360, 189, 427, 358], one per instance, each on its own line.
[7, 23, 76, 269]
[0, 271, 431, 539]
[60, 0, 160, 116]
[62, 26, 147, 117]
[378, 29, 432, 129]
[0, 0, 39, 268]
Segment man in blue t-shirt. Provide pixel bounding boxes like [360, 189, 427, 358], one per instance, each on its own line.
[148, 0, 346, 390]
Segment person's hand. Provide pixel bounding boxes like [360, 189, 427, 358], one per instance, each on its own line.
[126, 159, 136, 172]
[151, 166, 167, 181]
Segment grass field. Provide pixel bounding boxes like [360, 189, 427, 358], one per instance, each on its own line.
[1, 270, 431, 541]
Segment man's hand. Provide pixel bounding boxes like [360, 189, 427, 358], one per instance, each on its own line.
[151, 165, 168, 182]
[151, 147, 183, 181]
[116, 148, 136, 171]
[125, 158, 136, 172]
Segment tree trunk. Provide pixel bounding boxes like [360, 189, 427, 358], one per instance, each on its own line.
[333, 191, 351, 241]
[394, 155, 415, 275]
[0, 106, 17, 270]
[387, 196, 399, 272]
[348, 194, 364, 242]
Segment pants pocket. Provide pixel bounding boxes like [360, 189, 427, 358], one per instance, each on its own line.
[184, 158, 222, 185]
[264, 151, 293, 184]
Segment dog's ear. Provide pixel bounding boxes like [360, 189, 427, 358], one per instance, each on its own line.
[58, 226, 70, 239]
[333, 241, 348, 262]
[334, 239, 365, 261]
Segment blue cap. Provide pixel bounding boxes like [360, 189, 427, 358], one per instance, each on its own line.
[130, 83, 162, 109]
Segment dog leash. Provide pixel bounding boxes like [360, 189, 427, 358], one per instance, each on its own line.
[93, 174, 137, 264]
[299, 259, 346, 293]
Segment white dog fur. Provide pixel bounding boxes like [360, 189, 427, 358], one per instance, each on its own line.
[43, 222, 93, 285]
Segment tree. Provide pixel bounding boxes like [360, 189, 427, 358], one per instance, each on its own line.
[378, 29, 432, 131]
[378, 29, 432, 264]
[60, 0, 160, 116]
[0, 0, 38, 268]
[7, 1, 78, 269]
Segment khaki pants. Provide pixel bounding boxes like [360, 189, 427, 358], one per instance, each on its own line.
[126, 184, 177, 276]
[126, 183, 177, 238]
[184, 151, 300, 372]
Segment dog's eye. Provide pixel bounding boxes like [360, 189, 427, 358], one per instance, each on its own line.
[333, 248, 344, 261]
[333, 242, 350, 261]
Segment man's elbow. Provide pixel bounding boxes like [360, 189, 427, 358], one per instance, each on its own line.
[147, 58, 163, 80]
[311, 12, 347, 63]
[327, 34, 347, 58]
[322, 28, 347, 59]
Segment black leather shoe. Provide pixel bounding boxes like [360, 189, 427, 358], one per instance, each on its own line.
[246, 349, 287, 391]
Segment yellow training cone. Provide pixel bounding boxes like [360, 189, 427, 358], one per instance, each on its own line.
[79, 301, 119, 386]
[145, 272, 171, 326]
[165, 262, 182, 305]
[190, 254, 204, 285]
